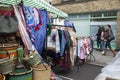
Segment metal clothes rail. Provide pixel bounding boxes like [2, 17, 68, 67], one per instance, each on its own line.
[0, 0, 68, 18]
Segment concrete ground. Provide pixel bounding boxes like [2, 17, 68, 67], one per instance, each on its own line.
[87, 49, 116, 66]
[53, 63, 102, 80]
[53, 49, 119, 80]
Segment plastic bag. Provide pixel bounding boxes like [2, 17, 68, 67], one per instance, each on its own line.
[95, 51, 120, 80]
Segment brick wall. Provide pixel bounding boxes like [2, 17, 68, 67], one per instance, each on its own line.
[54, 0, 120, 14]
[117, 11, 120, 49]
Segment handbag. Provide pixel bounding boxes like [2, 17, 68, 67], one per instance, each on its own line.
[108, 34, 115, 41]
[0, 9, 18, 33]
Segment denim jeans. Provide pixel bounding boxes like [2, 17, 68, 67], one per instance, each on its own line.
[101, 40, 106, 51]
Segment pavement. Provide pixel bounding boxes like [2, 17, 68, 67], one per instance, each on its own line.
[53, 49, 119, 80]
[87, 49, 116, 67]
[53, 64, 102, 80]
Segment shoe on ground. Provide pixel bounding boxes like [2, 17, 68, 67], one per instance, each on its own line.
[101, 51, 104, 54]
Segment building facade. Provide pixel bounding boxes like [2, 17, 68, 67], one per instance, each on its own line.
[52, 0, 120, 49]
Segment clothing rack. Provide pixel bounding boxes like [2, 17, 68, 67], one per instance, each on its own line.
[47, 24, 75, 68]
[52, 24, 74, 27]
[76, 37, 95, 71]
[51, 25, 74, 30]
[0, 0, 68, 18]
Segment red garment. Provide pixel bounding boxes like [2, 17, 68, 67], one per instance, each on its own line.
[34, 8, 42, 30]
[0, 10, 14, 16]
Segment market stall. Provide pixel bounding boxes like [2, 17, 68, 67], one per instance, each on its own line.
[0, 0, 69, 80]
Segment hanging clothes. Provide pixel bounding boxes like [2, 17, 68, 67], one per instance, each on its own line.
[55, 30, 60, 53]
[68, 28, 76, 66]
[13, 5, 42, 60]
[64, 20, 76, 32]
[32, 8, 40, 27]
[86, 38, 91, 55]
[22, 5, 49, 54]
[13, 5, 34, 50]
[47, 29, 60, 53]
[56, 30, 71, 69]
[22, 6, 35, 43]
[58, 29, 66, 57]
[46, 26, 76, 69]
[32, 8, 42, 30]
[76, 37, 93, 64]
[53, 18, 64, 26]
[63, 31, 71, 68]
[33, 9, 49, 55]
[78, 39, 86, 59]
[76, 38, 86, 64]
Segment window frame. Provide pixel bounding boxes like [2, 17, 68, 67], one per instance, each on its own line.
[62, 0, 75, 3]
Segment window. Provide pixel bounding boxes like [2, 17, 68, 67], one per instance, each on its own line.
[62, 0, 75, 2]
[90, 11, 117, 18]
[104, 12, 117, 17]
[91, 13, 102, 18]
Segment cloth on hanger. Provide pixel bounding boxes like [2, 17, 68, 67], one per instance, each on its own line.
[13, 5, 34, 50]
[77, 39, 85, 59]
[80, 45, 86, 60]
[47, 29, 56, 49]
[76, 37, 93, 64]
[62, 45, 71, 69]
[70, 47, 76, 66]
[64, 31, 71, 47]
[22, 6, 34, 27]
[22, 6, 35, 43]
[47, 29, 60, 53]
[90, 37, 94, 54]
[32, 8, 39, 27]
[68, 29, 76, 66]
[57, 32, 71, 69]
[32, 8, 42, 30]
[63, 30, 68, 44]
[67, 31, 71, 46]
[76, 38, 86, 64]
[47, 27, 75, 68]
[68, 29, 76, 47]
[22, 5, 49, 54]
[64, 20, 76, 32]
[86, 38, 91, 55]
[58, 30, 66, 56]
[53, 18, 64, 25]
[13, 5, 42, 61]
[55, 30, 60, 53]
[22, 6, 42, 43]
[33, 9, 49, 55]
